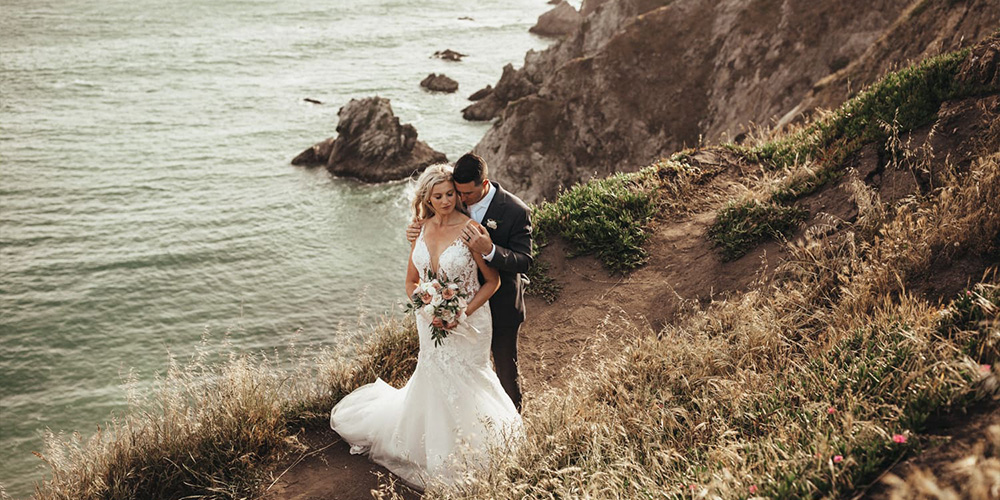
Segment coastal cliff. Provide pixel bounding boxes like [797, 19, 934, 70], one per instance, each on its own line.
[472, 0, 998, 203]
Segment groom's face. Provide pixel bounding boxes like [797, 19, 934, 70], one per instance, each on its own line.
[454, 180, 489, 206]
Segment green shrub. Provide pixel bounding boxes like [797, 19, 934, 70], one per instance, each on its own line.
[709, 199, 808, 261]
[533, 168, 663, 273]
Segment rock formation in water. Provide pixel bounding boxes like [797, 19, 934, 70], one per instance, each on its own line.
[471, 0, 999, 203]
[292, 97, 447, 183]
[420, 73, 459, 93]
[529, 1, 583, 38]
[433, 49, 467, 61]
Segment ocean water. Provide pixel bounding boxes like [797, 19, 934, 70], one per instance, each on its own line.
[0, 0, 554, 495]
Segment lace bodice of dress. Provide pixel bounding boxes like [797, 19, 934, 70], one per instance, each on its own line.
[411, 228, 480, 298]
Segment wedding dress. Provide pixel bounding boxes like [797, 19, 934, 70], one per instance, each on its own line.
[330, 228, 522, 490]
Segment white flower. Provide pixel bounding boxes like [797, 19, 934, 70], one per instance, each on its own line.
[440, 309, 456, 322]
[486, 219, 498, 230]
[430, 293, 444, 307]
[422, 304, 435, 316]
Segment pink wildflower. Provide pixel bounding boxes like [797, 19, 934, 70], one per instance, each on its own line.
[833, 455, 843, 463]
[981, 364, 992, 374]
[689, 484, 697, 491]
[827, 406, 836, 415]
[749, 484, 758, 494]
[967, 290, 973, 296]
[892, 434, 907, 444]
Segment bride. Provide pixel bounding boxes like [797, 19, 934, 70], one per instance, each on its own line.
[330, 164, 523, 490]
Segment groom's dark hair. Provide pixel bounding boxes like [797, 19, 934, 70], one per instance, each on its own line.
[454, 153, 488, 184]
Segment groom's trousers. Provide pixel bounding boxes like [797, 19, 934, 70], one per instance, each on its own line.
[491, 323, 522, 413]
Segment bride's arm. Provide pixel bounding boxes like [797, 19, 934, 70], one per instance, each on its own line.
[405, 241, 420, 297]
[465, 252, 500, 317]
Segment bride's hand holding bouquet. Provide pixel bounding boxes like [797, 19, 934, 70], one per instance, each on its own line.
[404, 269, 469, 346]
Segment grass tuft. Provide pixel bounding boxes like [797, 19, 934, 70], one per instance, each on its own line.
[533, 168, 662, 273]
[709, 199, 808, 261]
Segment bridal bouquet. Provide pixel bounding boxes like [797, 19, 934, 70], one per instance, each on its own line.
[405, 270, 468, 346]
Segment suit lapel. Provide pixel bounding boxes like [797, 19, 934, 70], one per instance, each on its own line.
[482, 181, 507, 238]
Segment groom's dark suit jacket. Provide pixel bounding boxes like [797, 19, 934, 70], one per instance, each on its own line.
[479, 181, 533, 327]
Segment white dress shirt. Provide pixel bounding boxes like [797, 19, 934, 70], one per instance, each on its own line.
[467, 183, 497, 261]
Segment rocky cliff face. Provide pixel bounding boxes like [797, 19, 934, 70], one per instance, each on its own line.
[793, 0, 999, 120]
[473, 0, 997, 203]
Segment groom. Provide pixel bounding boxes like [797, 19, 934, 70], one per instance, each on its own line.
[408, 153, 533, 412]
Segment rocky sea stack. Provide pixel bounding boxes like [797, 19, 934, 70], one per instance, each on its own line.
[292, 97, 447, 183]
[420, 73, 459, 93]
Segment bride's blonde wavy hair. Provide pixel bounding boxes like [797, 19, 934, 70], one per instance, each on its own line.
[410, 164, 467, 221]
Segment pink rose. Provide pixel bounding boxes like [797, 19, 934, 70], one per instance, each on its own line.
[420, 292, 433, 304]
[442, 288, 456, 300]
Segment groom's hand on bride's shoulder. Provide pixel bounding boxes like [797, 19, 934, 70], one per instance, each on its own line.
[406, 219, 424, 244]
[462, 221, 493, 255]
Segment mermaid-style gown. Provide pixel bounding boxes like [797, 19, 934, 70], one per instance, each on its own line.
[330, 230, 522, 489]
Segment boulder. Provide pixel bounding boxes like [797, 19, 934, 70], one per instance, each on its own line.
[529, 1, 583, 38]
[433, 49, 467, 61]
[420, 73, 459, 93]
[292, 97, 447, 183]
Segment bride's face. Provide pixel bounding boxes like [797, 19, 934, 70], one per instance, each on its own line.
[428, 181, 458, 215]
